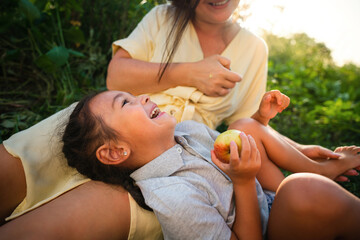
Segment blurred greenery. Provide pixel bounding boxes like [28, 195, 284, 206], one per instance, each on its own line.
[265, 33, 360, 195]
[0, 0, 165, 141]
[0, 0, 359, 195]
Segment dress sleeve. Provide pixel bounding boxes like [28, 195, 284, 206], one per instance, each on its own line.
[112, 5, 168, 61]
[225, 38, 268, 125]
[148, 183, 232, 239]
[3, 103, 90, 220]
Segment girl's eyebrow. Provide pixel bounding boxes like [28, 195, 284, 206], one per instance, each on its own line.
[112, 93, 124, 109]
[111, 92, 134, 109]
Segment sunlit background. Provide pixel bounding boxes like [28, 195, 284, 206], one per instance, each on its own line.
[239, 0, 360, 66]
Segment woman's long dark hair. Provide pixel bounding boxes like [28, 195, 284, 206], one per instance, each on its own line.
[62, 92, 151, 211]
[158, 0, 200, 81]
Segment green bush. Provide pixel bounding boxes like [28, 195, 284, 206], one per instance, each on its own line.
[0, 0, 165, 141]
[265, 33, 360, 195]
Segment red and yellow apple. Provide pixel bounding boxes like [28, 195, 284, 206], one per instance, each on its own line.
[213, 129, 242, 163]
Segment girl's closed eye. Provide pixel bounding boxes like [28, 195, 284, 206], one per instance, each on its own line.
[122, 99, 129, 107]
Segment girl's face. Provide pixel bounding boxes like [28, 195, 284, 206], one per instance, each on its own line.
[195, 0, 240, 25]
[90, 91, 177, 163]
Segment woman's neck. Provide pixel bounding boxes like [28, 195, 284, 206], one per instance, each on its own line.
[193, 16, 235, 36]
[192, 18, 240, 57]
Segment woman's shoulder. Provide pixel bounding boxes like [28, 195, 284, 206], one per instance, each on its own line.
[239, 28, 268, 50]
[228, 27, 268, 58]
[145, 4, 173, 23]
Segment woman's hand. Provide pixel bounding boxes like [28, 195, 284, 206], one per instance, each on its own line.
[299, 144, 360, 181]
[188, 55, 242, 97]
[299, 144, 341, 160]
[211, 132, 261, 185]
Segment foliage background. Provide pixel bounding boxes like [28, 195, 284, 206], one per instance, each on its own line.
[1, 0, 359, 195]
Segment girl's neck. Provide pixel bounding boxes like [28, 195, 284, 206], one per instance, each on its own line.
[127, 138, 177, 170]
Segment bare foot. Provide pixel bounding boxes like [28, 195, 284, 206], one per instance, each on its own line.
[323, 146, 360, 180]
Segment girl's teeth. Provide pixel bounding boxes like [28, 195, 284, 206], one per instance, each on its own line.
[151, 107, 160, 118]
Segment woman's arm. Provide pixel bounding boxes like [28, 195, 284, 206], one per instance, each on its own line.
[106, 48, 185, 95]
[106, 49, 241, 97]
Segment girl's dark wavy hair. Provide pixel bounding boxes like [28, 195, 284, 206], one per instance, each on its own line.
[158, 0, 200, 81]
[62, 92, 151, 211]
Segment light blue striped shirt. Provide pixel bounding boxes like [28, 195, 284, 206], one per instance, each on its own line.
[131, 120, 269, 239]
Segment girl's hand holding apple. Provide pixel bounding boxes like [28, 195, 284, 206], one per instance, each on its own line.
[212, 130, 261, 185]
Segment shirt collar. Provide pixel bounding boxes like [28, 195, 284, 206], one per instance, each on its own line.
[130, 131, 188, 182]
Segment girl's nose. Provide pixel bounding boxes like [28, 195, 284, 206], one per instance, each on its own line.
[140, 95, 150, 105]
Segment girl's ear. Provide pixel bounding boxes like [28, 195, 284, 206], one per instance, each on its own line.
[96, 143, 130, 165]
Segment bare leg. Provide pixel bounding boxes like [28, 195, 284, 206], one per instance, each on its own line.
[229, 118, 360, 191]
[267, 173, 360, 240]
[0, 181, 131, 240]
[0, 144, 26, 224]
[0, 143, 131, 239]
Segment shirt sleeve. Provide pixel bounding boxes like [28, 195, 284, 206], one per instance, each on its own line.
[112, 5, 168, 61]
[146, 182, 232, 239]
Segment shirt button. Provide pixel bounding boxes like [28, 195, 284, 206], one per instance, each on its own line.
[170, 109, 176, 115]
[176, 147, 182, 153]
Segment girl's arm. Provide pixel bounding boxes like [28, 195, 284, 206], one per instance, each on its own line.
[251, 90, 340, 160]
[230, 178, 261, 240]
[106, 49, 241, 97]
[212, 132, 262, 240]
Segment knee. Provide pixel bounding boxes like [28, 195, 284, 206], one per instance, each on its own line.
[275, 173, 332, 214]
[229, 118, 265, 135]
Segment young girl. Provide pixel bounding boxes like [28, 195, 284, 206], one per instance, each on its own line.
[62, 89, 360, 240]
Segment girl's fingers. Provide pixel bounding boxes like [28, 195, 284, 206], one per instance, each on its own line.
[248, 135, 260, 164]
[267, 90, 290, 109]
[269, 90, 282, 105]
[229, 141, 240, 168]
[211, 150, 226, 170]
[248, 135, 257, 159]
[264, 93, 272, 103]
[282, 94, 290, 109]
[239, 132, 250, 163]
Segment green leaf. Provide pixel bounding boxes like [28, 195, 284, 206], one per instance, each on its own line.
[1, 120, 15, 129]
[68, 49, 85, 57]
[19, 0, 41, 22]
[63, 27, 86, 44]
[46, 46, 69, 67]
[35, 54, 57, 73]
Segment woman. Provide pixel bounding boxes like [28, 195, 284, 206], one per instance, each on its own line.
[107, 0, 263, 128]
[61, 89, 360, 239]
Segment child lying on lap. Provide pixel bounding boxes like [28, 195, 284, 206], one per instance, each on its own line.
[62, 90, 360, 239]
